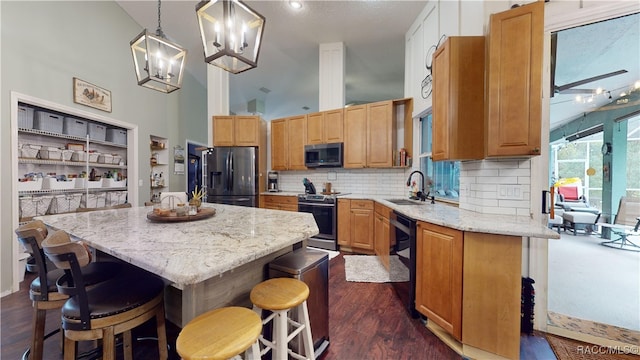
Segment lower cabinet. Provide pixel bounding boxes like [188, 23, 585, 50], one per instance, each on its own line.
[259, 195, 298, 211]
[415, 221, 463, 341]
[415, 222, 523, 359]
[374, 203, 392, 270]
[337, 199, 374, 253]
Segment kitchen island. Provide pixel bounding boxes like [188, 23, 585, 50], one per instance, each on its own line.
[37, 203, 319, 326]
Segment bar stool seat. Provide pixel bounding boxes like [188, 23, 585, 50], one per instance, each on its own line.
[15, 220, 122, 360]
[250, 278, 315, 360]
[176, 306, 262, 360]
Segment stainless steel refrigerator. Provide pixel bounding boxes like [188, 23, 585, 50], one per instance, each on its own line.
[202, 147, 259, 207]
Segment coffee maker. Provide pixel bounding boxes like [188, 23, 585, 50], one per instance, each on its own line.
[268, 171, 279, 192]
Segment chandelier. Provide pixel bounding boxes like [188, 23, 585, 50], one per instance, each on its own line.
[196, 0, 265, 74]
[130, 0, 187, 93]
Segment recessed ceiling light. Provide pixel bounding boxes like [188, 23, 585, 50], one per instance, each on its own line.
[289, 1, 302, 10]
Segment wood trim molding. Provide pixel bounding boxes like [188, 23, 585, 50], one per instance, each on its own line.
[545, 2, 640, 33]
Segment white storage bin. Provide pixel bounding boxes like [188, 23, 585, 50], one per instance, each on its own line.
[33, 111, 64, 133]
[106, 129, 127, 145]
[106, 191, 128, 206]
[98, 154, 113, 164]
[63, 117, 88, 137]
[81, 192, 107, 208]
[20, 144, 41, 158]
[42, 177, 76, 190]
[102, 178, 126, 188]
[18, 105, 34, 129]
[71, 151, 86, 162]
[49, 193, 83, 214]
[87, 152, 99, 163]
[112, 155, 123, 165]
[17, 178, 43, 191]
[61, 149, 73, 161]
[88, 123, 106, 141]
[19, 195, 53, 219]
[75, 178, 103, 189]
[38, 147, 62, 160]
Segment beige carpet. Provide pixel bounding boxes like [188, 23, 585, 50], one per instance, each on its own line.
[344, 255, 409, 283]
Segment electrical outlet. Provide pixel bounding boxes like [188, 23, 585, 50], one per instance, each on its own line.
[497, 184, 525, 200]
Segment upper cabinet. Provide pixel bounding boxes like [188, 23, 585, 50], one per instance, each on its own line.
[270, 115, 307, 170]
[485, 1, 544, 157]
[343, 98, 412, 169]
[306, 109, 344, 145]
[432, 36, 485, 161]
[213, 115, 263, 147]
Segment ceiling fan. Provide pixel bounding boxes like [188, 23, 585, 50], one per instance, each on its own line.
[553, 69, 628, 96]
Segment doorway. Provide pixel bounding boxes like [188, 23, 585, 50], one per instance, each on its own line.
[186, 140, 207, 199]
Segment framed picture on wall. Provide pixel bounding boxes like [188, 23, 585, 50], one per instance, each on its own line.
[73, 77, 112, 112]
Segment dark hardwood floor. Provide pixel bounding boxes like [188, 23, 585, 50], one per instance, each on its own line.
[1, 253, 557, 359]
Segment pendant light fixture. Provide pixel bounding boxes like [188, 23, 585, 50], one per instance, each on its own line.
[196, 0, 265, 74]
[130, 0, 187, 93]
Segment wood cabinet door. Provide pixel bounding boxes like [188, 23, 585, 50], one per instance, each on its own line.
[431, 44, 451, 161]
[343, 105, 367, 168]
[324, 109, 344, 143]
[287, 115, 307, 170]
[234, 116, 260, 146]
[271, 119, 288, 170]
[486, 1, 543, 157]
[415, 221, 463, 341]
[337, 199, 351, 246]
[432, 37, 485, 161]
[306, 112, 324, 145]
[213, 116, 234, 146]
[374, 212, 390, 270]
[350, 200, 374, 250]
[367, 101, 394, 167]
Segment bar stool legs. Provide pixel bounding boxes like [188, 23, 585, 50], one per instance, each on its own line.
[250, 278, 315, 360]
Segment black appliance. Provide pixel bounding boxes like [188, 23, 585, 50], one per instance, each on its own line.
[304, 143, 343, 168]
[297, 194, 337, 251]
[202, 147, 258, 207]
[269, 248, 330, 358]
[389, 211, 418, 318]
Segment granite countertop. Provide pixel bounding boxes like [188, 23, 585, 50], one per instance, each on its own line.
[37, 204, 319, 288]
[339, 194, 560, 239]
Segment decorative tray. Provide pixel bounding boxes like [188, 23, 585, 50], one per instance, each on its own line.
[146, 207, 216, 223]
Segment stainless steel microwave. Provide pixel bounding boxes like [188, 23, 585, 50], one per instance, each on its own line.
[304, 142, 343, 168]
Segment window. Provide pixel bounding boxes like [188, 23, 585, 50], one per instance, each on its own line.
[418, 113, 460, 201]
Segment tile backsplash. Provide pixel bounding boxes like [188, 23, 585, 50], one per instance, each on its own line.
[459, 159, 532, 216]
[276, 168, 413, 197]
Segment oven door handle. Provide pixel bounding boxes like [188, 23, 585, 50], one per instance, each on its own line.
[389, 217, 411, 235]
[298, 202, 336, 208]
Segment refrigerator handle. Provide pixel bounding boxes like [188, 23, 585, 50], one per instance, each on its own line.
[229, 151, 234, 191]
[225, 151, 231, 191]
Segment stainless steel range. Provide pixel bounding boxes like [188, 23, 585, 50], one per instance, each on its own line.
[297, 194, 337, 250]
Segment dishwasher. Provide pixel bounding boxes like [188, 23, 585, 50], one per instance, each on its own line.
[389, 211, 419, 318]
[268, 248, 330, 358]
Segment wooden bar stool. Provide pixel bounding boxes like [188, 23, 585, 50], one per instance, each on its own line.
[250, 278, 315, 360]
[41, 230, 168, 360]
[176, 306, 262, 360]
[15, 220, 121, 360]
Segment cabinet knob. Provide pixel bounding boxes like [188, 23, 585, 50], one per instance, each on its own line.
[531, 147, 540, 154]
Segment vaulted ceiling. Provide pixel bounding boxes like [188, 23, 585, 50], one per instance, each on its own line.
[117, 2, 639, 129]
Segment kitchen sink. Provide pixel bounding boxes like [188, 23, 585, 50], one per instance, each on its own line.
[385, 199, 423, 205]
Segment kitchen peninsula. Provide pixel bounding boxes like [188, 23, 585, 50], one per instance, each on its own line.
[37, 204, 319, 327]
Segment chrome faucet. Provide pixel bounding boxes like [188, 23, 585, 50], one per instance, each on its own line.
[406, 170, 435, 203]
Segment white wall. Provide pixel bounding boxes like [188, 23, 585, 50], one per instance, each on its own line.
[0, 1, 208, 295]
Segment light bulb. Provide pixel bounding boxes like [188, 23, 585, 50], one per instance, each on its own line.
[635, 81, 640, 89]
[596, 87, 603, 95]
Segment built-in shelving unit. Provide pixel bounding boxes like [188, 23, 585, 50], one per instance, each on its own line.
[149, 135, 169, 203]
